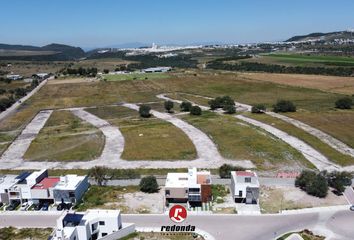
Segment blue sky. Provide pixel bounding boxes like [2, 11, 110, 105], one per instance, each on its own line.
[1, 0, 354, 48]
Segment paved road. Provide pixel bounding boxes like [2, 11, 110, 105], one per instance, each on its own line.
[0, 210, 353, 240]
[344, 187, 354, 205]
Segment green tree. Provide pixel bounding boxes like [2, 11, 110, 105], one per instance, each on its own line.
[327, 171, 353, 194]
[223, 104, 236, 114]
[139, 105, 151, 118]
[180, 101, 192, 112]
[251, 104, 266, 113]
[219, 164, 245, 178]
[164, 100, 174, 113]
[190, 106, 202, 115]
[273, 100, 296, 113]
[89, 166, 110, 186]
[139, 176, 159, 193]
[103, 69, 109, 74]
[335, 97, 353, 109]
[295, 170, 328, 198]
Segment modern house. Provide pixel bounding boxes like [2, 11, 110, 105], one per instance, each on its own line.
[0, 175, 20, 204]
[143, 66, 171, 73]
[53, 175, 89, 204]
[165, 168, 212, 206]
[51, 210, 135, 240]
[0, 170, 89, 206]
[230, 171, 260, 204]
[8, 170, 48, 204]
[6, 74, 23, 80]
[31, 177, 60, 204]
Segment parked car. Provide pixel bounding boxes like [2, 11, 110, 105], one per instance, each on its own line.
[41, 202, 49, 211]
[20, 202, 29, 211]
[6, 201, 20, 211]
[33, 203, 42, 211]
[57, 202, 72, 211]
[350, 205, 354, 211]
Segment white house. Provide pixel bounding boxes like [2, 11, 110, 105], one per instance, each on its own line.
[230, 171, 260, 204]
[6, 74, 22, 80]
[8, 170, 48, 204]
[51, 210, 135, 240]
[165, 168, 212, 205]
[31, 177, 60, 204]
[53, 175, 89, 204]
[0, 175, 19, 204]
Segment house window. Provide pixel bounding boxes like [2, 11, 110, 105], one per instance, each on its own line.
[69, 192, 75, 198]
[101, 233, 107, 237]
[99, 221, 105, 226]
[239, 190, 242, 196]
[165, 190, 170, 195]
[245, 177, 251, 183]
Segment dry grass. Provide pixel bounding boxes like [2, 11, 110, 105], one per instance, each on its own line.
[24, 110, 104, 161]
[260, 185, 347, 214]
[238, 72, 354, 94]
[181, 111, 312, 171]
[285, 111, 354, 148]
[86, 106, 197, 160]
[247, 113, 354, 166]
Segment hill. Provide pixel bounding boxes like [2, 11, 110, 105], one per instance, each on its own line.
[286, 30, 354, 42]
[0, 43, 85, 61]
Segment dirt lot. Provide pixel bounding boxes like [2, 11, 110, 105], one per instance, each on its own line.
[239, 72, 354, 94]
[260, 185, 347, 213]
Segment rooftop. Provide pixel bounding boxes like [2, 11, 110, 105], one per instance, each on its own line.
[54, 175, 86, 190]
[32, 177, 60, 190]
[235, 171, 256, 177]
[0, 175, 20, 191]
[165, 173, 189, 188]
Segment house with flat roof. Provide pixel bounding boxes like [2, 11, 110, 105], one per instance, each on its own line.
[53, 175, 89, 204]
[0, 175, 20, 204]
[51, 210, 135, 240]
[165, 168, 212, 206]
[31, 177, 60, 204]
[8, 169, 48, 204]
[230, 170, 260, 204]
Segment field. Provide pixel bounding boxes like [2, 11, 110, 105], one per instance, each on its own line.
[244, 54, 354, 68]
[0, 227, 53, 240]
[238, 72, 354, 95]
[0, 70, 353, 170]
[86, 106, 197, 160]
[246, 113, 354, 166]
[23, 110, 104, 161]
[102, 72, 169, 81]
[181, 112, 313, 171]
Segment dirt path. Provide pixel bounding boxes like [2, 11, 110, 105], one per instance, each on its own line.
[70, 108, 125, 162]
[0, 107, 254, 170]
[266, 112, 354, 158]
[0, 110, 53, 168]
[122, 103, 222, 161]
[157, 94, 347, 171]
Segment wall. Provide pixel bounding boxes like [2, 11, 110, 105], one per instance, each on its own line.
[100, 223, 135, 240]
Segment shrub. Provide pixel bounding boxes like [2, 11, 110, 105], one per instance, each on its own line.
[103, 69, 109, 74]
[223, 104, 236, 114]
[208, 96, 235, 110]
[180, 101, 192, 112]
[335, 97, 352, 109]
[164, 100, 174, 113]
[219, 164, 245, 178]
[139, 176, 159, 193]
[295, 170, 328, 198]
[190, 106, 202, 115]
[273, 100, 296, 113]
[251, 104, 266, 113]
[326, 171, 353, 194]
[139, 105, 151, 118]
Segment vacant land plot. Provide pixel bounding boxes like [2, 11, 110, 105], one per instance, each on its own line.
[0, 227, 53, 240]
[102, 72, 169, 81]
[238, 72, 354, 95]
[247, 113, 354, 166]
[0, 60, 68, 76]
[260, 185, 347, 214]
[285, 111, 354, 148]
[181, 111, 311, 171]
[73, 58, 136, 71]
[76, 185, 164, 214]
[24, 110, 104, 161]
[87, 106, 197, 160]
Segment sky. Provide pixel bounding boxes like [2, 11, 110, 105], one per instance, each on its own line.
[1, 0, 354, 48]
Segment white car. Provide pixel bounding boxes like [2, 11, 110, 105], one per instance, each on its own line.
[20, 202, 29, 211]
